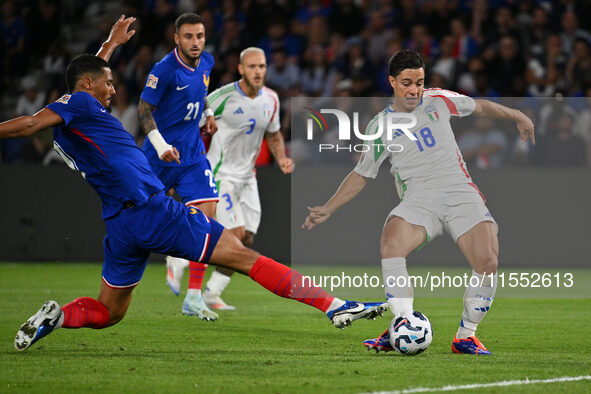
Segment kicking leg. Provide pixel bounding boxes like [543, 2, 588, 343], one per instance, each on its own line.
[208, 229, 387, 328]
[364, 216, 425, 352]
[380, 216, 426, 317]
[452, 221, 498, 355]
[204, 227, 251, 310]
[15, 280, 133, 351]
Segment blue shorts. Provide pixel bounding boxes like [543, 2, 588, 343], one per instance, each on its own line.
[153, 160, 219, 205]
[101, 192, 225, 288]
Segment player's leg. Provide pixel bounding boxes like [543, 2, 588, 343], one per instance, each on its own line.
[208, 228, 387, 328]
[450, 215, 499, 355]
[15, 231, 143, 351]
[380, 215, 426, 318]
[203, 179, 246, 310]
[452, 220, 498, 355]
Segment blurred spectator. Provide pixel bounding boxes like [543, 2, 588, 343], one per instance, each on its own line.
[259, 18, 302, 60]
[25, 0, 60, 59]
[484, 36, 526, 96]
[405, 24, 438, 67]
[449, 17, 479, 63]
[1, 76, 46, 162]
[266, 49, 300, 95]
[335, 38, 373, 91]
[566, 38, 591, 95]
[306, 15, 330, 49]
[301, 46, 336, 97]
[123, 45, 154, 98]
[431, 35, 461, 89]
[457, 117, 508, 169]
[329, 0, 364, 38]
[542, 108, 587, 166]
[521, 6, 551, 60]
[111, 83, 141, 143]
[482, 6, 520, 51]
[559, 11, 591, 56]
[153, 22, 175, 61]
[42, 41, 69, 92]
[1, 0, 28, 88]
[212, 17, 244, 58]
[526, 34, 567, 97]
[364, 10, 396, 69]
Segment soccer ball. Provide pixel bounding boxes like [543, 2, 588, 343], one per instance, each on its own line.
[388, 311, 433, 355]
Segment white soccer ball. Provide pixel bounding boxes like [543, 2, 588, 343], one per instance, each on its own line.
[388, 311, 433, 355]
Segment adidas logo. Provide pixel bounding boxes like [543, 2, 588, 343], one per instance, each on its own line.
[233, 107, 244, 114]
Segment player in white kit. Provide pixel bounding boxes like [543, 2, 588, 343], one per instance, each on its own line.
[170, 47, 293, 310]
[303, 50, 535, 355]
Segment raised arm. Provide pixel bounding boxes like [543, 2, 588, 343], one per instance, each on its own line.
[96, 15, 136, 62]
[302, 170, 368, 230]
[473, 99, 535, 144]
[265, 130, 293, 174]
[0, 108, 63, 139]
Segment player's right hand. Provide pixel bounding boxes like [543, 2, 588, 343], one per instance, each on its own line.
[160, 146, 181, 164]
[108, 15, 136, 46]
[302, 206, 331, 230]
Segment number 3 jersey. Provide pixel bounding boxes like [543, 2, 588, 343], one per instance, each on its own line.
[140, 48, 214, 167]
[206, 82, 280, 182]
[354, 89, 477, 199]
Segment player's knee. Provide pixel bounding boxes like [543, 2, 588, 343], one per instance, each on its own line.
[242, 231, 254, 247]
[106, 307, 128, 326]
[475, 253, 498, 275]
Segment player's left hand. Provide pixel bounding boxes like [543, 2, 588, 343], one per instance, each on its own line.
[203, 116, 218, 135]
[278, 158, 293, 174]
[107, 15, 136, 46]
[515, 111, 535, 145]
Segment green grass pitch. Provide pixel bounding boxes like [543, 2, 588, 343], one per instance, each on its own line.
[1, 263, 590, 393]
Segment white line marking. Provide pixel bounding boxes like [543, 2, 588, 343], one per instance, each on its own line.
[363, 375, 591, 394]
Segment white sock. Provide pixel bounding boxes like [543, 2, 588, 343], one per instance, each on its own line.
[382, 257, 413, 317]
[187, 289, 202, 297]
[457, 270, 498, 339]
[167, 256, 189, 269]
[204, 271, 232, 296]
[326, 297, 346, 314]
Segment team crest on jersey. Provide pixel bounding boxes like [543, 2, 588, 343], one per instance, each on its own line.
[424, 104, 439, 122]
[203, 73, 210, 87]
[56, 94, 71, 104]
[146, 74, 158, 89]
[263, 102, 272, 118]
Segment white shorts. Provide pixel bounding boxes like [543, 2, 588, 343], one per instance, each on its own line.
[386, 183, 498, 244]
[215, 177, 261, 234]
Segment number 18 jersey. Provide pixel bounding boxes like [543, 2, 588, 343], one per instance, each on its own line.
[354, 88, 477, 199]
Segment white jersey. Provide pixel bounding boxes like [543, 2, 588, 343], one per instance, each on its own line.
[207, 82, 280, 182]
[354, 88, 477, 200]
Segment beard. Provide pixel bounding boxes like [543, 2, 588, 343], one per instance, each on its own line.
[181, 47, 201, 64]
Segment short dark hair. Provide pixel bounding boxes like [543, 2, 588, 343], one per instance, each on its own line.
[388, 49, 425, 78]
[65, 54, 110, 92]
[175, 13, 204, 33]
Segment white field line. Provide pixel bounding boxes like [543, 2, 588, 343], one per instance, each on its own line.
[363, 375, 591, 394]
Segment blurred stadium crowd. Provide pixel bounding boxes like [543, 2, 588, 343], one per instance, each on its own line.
[1, 0, 590, 167]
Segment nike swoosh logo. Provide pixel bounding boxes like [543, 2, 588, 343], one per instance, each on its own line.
[100, 109, 106, 113]
[176, 85, 189, 90]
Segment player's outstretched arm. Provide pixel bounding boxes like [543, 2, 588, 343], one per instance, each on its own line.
[302, 170, 367, 230]
[96, 15, 136, 62]
[473, 99, 535, 144]
[138, 99, 180, 164]
[265, 131, 293, 174]
[0, 108, 63, 139]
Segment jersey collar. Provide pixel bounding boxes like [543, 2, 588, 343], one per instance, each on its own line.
[235, 81, 262, 98]
[174, 48, 200, 72]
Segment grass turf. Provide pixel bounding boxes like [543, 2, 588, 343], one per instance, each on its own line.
[1, 263, 590, 393]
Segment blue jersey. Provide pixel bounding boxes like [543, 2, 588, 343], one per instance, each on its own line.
[47, 92, 164, 220]
[140, 48, 214, 167]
